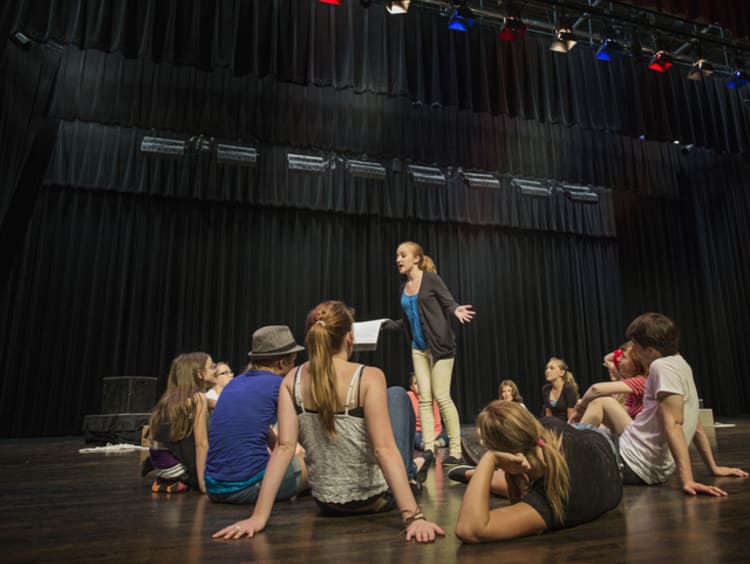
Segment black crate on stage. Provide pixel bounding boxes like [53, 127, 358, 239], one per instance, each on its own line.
[101, 376, 157, 414]
[82, 413, 151, 445]
[82, 376, 158, 444]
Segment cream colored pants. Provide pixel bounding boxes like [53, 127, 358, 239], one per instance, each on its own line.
[412, 349, 461, 457]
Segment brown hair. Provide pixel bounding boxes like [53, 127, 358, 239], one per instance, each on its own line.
[548, 357, 579, 395]
[305, 300, 356, 436]
[149, 352, 209, 441]
[498, 379, 524, 403]
[477, 401, 570, 525]
[398, 241, 437, 273]
[620, 341, 645, 376]
[626, 312, 679, 356]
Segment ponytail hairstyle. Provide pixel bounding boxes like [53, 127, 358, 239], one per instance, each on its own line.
[477, 400, 570, 525]
[548, 356, 579, 395]
[399, 241, 437, 273]
[305, 300, 356, 437]
[149, 352, 209, 441]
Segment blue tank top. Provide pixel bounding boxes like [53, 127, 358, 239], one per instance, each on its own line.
[401, 292, 428, 350]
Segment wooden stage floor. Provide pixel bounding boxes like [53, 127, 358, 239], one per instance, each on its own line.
[2, 421, 750, 563]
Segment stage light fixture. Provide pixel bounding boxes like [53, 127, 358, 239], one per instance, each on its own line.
[596, 37, 625, 61]
[499, 17, 526, 41]
[648, 50, 673, 72]
[464, 171, 500, 189]
[512, 177, 552, 198]
[346, 160, 386, 179]
[549, 20, 576, 54]
[288, 153, 328, 173]
[727, 68, 750, 89]
[560, 182, 599, 204]
[385, 0, 410, 14]
[408, 165, 446, 186]
[448, 2, 475, 32]
[687, 58, 714, 80]
[216, 144, 257, 166]
[140, 136, 187, 157]
[319, 0, 341, 5]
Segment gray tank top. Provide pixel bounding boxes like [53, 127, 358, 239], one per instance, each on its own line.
[294, 364, 388, 503]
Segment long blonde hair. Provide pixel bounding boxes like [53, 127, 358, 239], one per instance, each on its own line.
[399, 240, 437, 273]
[477, 401, 570, 525]
[149, 352, 208, 441]
[548, 357, 579, 395]
[305, 300, 355, 437]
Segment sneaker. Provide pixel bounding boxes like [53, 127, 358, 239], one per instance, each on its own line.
[409, 479, 423, 497]
[447, 464, 475, 484]
[151, 478, 190, 494]
[460, 436, 484, 466]
[442, 455, 465, 468]
[415, 450, 434, 483]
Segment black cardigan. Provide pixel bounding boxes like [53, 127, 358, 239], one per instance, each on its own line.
[396, 271, 460, 361]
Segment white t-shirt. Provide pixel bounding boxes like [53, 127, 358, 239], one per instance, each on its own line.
[618, 354, 699, 485]
[205, 388, 219, 401]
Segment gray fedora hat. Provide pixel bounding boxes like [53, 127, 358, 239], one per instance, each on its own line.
[247, 325, 304, 359]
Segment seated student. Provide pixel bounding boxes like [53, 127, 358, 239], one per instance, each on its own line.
[570, 341, 647, 426]
[205, 327, 309, 504]
[205, 362, 234, 404]
[407, 373, 448, 451]
[542, 357, 579, 421]
[213, 300, 444, 543]
[148, 352, 215, 493]
[455, 401, 622, 543]
[575, 313, 747, 494]
[498, 379, 527, 410]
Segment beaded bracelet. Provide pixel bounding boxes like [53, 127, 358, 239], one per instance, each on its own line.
[402, 506, 426, 528]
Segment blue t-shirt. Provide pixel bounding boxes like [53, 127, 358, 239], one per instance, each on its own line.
[401, 292, 428, 350]
[205, 370, 282, 484]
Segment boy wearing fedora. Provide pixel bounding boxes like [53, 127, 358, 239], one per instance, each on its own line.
[205, 326, 309, 503]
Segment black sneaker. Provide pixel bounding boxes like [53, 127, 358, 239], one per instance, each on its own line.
[409, 479, 424, 497]
[442, 455, 465, 468]
[415, 449, 434, 483]
[447, 464, 475, 484]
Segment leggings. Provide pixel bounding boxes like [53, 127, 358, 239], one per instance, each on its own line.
[411, 349, 461, 457]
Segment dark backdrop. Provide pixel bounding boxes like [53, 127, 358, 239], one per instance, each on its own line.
[1, 0, 749, 437]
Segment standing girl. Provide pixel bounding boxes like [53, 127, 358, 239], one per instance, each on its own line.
[393, 241, 475, 466]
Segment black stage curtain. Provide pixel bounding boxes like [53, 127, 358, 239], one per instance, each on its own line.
[6, 2, 749, 151]
[0, 185, 623, 436]
[0, 40, 61, 260]
[43, 120, 617, 235]
[2, 1, 750, 437]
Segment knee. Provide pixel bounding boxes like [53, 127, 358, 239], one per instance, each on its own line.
[387, 386, 410, 409]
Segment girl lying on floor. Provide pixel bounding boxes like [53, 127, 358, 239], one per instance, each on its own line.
[455, 400, 622, 542]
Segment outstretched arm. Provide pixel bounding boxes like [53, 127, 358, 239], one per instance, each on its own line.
[658, 393, 727, 496]
[456, 451, 546, 543]
[454, 305, 475, 324]
[692, 419, 748, 479]
[213, 378, 299, 539]
[578, 381, 632, 409]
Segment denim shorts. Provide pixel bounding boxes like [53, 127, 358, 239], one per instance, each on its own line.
[207, 456, 304, 504]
